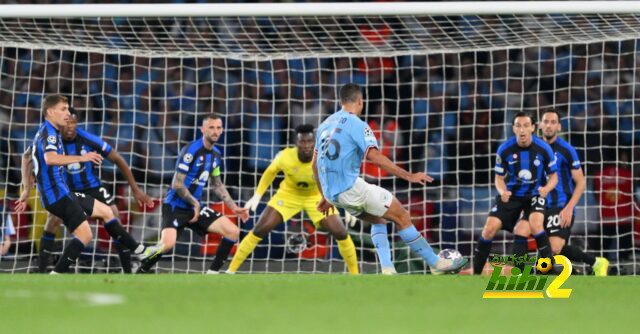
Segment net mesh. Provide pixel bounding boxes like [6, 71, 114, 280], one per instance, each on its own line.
[0, 13, 638, 274]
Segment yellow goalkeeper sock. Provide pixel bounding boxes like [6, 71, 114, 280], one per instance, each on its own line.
[337, 235, 359, 275]
[227, 231, 262, 273]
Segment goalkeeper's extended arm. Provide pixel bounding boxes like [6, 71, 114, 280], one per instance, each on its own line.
[245, 157, 280, 212]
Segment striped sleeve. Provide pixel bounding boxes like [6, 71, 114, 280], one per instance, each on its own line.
[175, 144, 196, 174]
[77, 128, 112, 157]
[494, 144, 506, 176]
[41, 126, 58, 152]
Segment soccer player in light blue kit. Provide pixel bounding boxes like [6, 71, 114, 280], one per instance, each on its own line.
[312, 83, 468, 274]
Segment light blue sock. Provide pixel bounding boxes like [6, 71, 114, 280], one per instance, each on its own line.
[370, 224, 394, 269]
[398, 225, 439, 266]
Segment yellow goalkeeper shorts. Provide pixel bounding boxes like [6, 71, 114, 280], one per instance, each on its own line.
[267, 190, 328, 227]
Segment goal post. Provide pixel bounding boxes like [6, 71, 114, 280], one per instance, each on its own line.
[0, 2, 638, 274]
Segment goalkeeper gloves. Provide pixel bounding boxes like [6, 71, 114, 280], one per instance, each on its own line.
[344, 211, 357, 227]
[244, 193, 262, 212]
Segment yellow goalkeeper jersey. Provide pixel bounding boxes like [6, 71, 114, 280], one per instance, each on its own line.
[256, 147, 319, 197]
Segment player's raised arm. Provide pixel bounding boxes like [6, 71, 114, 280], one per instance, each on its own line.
[15, 146, 35, 213]
[106, 150, 153, 208]
[365, 147, 433, 185]
[244, 153, 282, 212]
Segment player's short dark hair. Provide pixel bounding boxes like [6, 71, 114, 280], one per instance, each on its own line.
[202, 113, 222, 123]
[295, 124, 315, 135]
[68, 107, 78, 119]
[512, 111, 536, 125]
[542, 108, 562, 120]
[339, 83, 362, 104]
[42, 94, 68, 117]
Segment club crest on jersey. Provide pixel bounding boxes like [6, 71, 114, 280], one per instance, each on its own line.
[518, 169, 533, 181]
[512, 153, 518, 159]
[184, 153, 193, 163]
[47, 135, 57, 144]
[81, 149, 87, 155]
[534, 159, 540, 166]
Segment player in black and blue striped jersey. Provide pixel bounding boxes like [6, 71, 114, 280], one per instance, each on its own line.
[137, 114, 249, 274]
[15, 95, 160, 273]
[473, 111, 558, 274]
[526, 109, 608, 275]
[20, 108, 155, 273]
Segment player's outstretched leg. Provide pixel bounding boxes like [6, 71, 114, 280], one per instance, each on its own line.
[92, 201, 160, 270]
[52, 221, 92, 273]
[473, 217, 501, 274]
[549, 236, 608, 276]
[206, 216, 240, 274]
[370, 222, 395, 275]
[321, 215, 358, 275]
[380, 197, 467, 274]
[39, 215, 62, 273]
[227, 207, 283, 274]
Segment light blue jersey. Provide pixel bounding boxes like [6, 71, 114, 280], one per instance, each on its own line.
[315, 109, 378, 202]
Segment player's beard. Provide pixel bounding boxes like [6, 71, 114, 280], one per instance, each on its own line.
[298, 151, 312, 163]
[543, 130, 556, 141]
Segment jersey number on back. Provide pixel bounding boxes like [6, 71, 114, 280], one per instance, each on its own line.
[319, 128, 342, 161]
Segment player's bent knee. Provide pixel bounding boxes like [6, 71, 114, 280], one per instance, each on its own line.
[45, 215, 63, 232]
[73, 222, 93, 245]
[482, 218, 502, 239]
[92, 201, 114, 221]
[513, 220, 531, 237]
[549, 237, 565, 254]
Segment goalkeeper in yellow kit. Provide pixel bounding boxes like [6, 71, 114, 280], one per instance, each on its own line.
[228, 124, 359, 274]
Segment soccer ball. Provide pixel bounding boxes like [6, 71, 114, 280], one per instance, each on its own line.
[438, 248, 462, 261]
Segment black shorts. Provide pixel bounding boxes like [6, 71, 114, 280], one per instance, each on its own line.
[543, 207, 574, 240]
[78, 186, 115, 206]
[161, 204, 223, 236]
[45, 193, 95, 232]
[488, 196, 547, 233]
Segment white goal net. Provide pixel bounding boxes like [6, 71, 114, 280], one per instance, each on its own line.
[0, 3, 638, 274]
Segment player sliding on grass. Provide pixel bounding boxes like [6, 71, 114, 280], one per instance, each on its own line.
[313, 83, 467, 274]
[137, 114, 249, 274]
[228, 124, 359, 275]
[473, 112, 558, 274]
[517, 109, 608, 276]
[18, 108, 155, 273]
[15, 95, 160, 274]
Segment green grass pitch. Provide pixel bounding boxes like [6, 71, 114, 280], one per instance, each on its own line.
[0, 274, 637, 333]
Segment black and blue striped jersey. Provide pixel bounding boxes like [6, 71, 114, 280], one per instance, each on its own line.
[546, 137, 581, 209]
[164, 138, 222, 210]
[63, 128, 112, 191]
[494, 136, 557, 197]
[32, 120, 70, 207]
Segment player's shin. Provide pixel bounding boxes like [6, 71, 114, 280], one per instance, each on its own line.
[228, 231, 262, 273]
[52, 237, 86, 273]
[513, 235, 529, 272]
[371, 224, 395, 271]
[38, 231, 56, 273]
[397, 225, 439, 267]
[114, 241, 132, 273]
[209, 237, 236, 272]
[336, 234, 358, 275]
[533, 231, 554, 262]
[473, 237, 493, 274]
[104, 219, 145, 255]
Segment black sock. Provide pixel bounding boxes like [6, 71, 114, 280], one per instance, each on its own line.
[473, 237, 493, 274]
[53, 238, 85, 273]
[513, 235, 529, 272]
[209, 238, 235, 271]
[561, 244, 596, 267]
[534, 231, 553, 262]
[104, 219, 140, 252]
[39, 231, 56, 273]
[114, 241, 132, 273]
